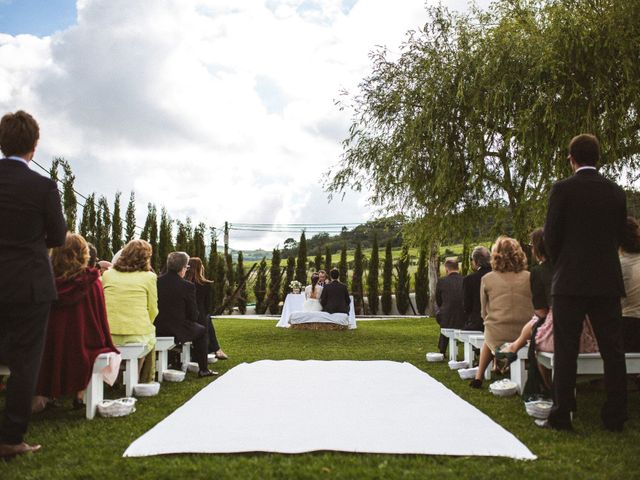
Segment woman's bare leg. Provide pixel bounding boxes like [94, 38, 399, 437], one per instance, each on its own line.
[505, 322, 534, 354]
[474, 343, 494, 381]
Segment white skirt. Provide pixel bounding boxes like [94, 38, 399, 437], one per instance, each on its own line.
[303, 299, 322, 312]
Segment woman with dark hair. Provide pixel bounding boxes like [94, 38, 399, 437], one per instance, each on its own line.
[102, 239, 158, 382]
[34, 233, 119, 409]
[185, 257, 228, 360]
[303, 272, 323, 312]
[620, 216, 640, 352]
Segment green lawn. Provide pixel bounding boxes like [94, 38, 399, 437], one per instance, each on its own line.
[1, 318, 638, 479]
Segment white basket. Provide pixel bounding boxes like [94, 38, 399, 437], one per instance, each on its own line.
[426, 352, 444, 362]
[133, 382, 160, 397]
[187, 362, 200, 373]
[163, 369, 186, 382]
[97, 397, 137, 418]
[207, 354, 219, 364]
[489, 379, 518, 397]
[458, 367, 478, 380]
[525, 400, 553, 419]
[448, 360, 468, 370]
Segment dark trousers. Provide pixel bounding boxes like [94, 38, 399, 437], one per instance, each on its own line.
[206, 319, 220, 353]
[0, 301, 50, 444]
[438, 334, 448, 356]
[549, 295, 627, 430]
[622, 316, 640, 352]
[158, 323, 208, 373]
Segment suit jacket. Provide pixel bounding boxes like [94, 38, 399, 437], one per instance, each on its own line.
[462, 266, 492, 331]
[544, 169, 626, 297]
[435, 272, 466, 329]
[0, 159, 67, 303]
[320, 280, 350, 314]
[154, 271, 200, 343]
[194, 281, 212, 326]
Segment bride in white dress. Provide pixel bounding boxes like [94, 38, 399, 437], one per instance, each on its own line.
[302, 273, 323, 312]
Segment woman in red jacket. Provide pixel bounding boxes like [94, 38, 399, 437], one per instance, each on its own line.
[34, 233, 119, 409]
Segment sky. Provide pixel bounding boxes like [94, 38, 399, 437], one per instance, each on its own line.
[0, 0, 490, 250]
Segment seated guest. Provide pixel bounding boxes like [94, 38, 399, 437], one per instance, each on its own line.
[34, 233, 119, 409]
[102, 239, 158, 383]
[185, 257, 228, 360]
[88, 243, 98, 268]
[435, 258, 466, 355]
[155, 252, 216, 377]
[462, 246, 492, 331]
[620, 216, 640, 353]
[303, 272, 323, 312]
[320, 268, 350, 314]
[470, 236, 533, 388]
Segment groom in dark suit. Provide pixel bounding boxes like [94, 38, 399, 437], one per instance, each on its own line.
[544, 134, 627, 432]
[320, 268, 350, 314]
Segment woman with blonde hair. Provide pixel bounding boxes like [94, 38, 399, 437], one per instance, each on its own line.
[470, 236, 533, 388]
[35, 233, 119, 409]
[101, 239, 158, 382]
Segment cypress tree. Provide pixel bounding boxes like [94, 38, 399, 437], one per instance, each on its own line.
[184, 217, 194, 254]
[80, 193, 97, 245]
[267, 248, 282, 314]
[124, 191, 136, 242]
[111, 191, 123, 254]
[254, 257, 268, 314]
[174, 220, 188, 252]
[193, 223, 207, 265]
[415, 245, 429, 315]
[158, 208, 173, 272]
[283, 255, 296, 298]
[225, 253, 235, 292]
[236, 251, 247, 314]
[461, 239, 470, 275]
[352, 242, 364, 315]
[314, 247, 323, 271]
[214, 251, 226, 312]
[60, 159, 77, 232]
[396, 244, 410, 314]
[381, 241, 393, 315]
[295, 231, 307, 283]
[339, 243, 348, 283]
[49, 158, 61, 185]
[324, 246, 332, 272]
[367, 233, 380, 315]
[141, 204, 158, 271]
[95, 196, 112, 260]
[207, 228, 218, 281]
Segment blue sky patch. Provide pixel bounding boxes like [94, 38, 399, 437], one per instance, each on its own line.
[0, 0, 77, 37]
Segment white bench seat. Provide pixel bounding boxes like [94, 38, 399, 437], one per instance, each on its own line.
[155, 336, 176, 382]
[117, 343, 147, 397]
[440, 328, 460, 362]
[454, 330, 483, 366]
[537, 351, 640, 376]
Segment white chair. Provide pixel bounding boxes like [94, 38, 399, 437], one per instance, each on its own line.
[509, 347, 529, 394]
[454, 330, 483, 366]
[155, 336, 176, 382]
[117, 343, 147, 397]
[440, 328, 459, 362]
[468, 334, 492, 380]
[84, 353, 113, 419]
[537, 352, 640, 378]
[179, 342, 192, 372]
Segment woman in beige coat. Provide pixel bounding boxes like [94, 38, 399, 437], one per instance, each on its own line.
[470, 236, 533, 388]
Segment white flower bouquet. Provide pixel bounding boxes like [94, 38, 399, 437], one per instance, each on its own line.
[289, 280, 302, 293]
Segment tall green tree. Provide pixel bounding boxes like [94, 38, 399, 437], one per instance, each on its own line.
[213, 251, 226, 312]
[158, 208, 172, 272]
[60, 159, 77, 232]
[352, 242, 364, 315]
[236, 251, 247, 314]
[193, 222, 207, 264]
[381, 241, 393, 315]
[324, 246, 332, 272]
[124, 191, 136, 242]
[283, 256, 296, 298]
[367, 233, 380, 315]
[314, 247, 323, 272]
[49, 158, 61, 185]
[414, 245, 429, 315]
[267, 248, 282, 314]
[396, 244, 410, 314]
[141, 204, 158, 271]
[111, 192, 123, 254]
[95, 196, 112, 260]
[207, 228, 218, 281]
[295, 231, 308, 283]
[79, 193, 97, 245]
[461, 239, 470, 276]
[339, 243, 348, 284]
[254, 257, 268, 314]
[174, 220, 188, 252]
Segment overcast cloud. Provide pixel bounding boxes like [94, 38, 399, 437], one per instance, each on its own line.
[0, 0, 487, 249]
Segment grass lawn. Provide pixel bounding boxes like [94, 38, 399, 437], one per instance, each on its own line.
[1, 318, 638, 479]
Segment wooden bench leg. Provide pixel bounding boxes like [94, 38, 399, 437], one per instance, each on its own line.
[84, 371, 103, 420]
[124, 359, 139, 397]
[448, 337, 457, 362]
[484, 362, 492, 380]
[510, 357, 527, 394]
[464, 342, 474, 366]
[157, 350, 169, 383]
[180, 343, 192, 372]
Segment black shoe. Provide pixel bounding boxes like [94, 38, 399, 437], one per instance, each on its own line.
[72, 398, 85, 410]
[469, 379, 483, 389]
[198, 370, 218, 378]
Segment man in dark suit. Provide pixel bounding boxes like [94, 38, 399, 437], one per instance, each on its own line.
[435, 258, 466, 355]
[320, 268, 350, 314]
[155, 252, 216, 377]
[0, 111, 66, 457]
[462, 246, 492, 332]
[544, 134, 627, 432]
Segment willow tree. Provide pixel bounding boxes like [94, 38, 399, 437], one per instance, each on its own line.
[327, 1, 640, 245]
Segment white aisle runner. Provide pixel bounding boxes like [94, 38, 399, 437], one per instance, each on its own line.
[124, 360, 535, 460]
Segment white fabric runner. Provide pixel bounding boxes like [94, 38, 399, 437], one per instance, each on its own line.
[124, 360, 535, 460]
[277, 294, 357, 329]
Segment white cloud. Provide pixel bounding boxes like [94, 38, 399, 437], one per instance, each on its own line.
[0, 0, 487, 249]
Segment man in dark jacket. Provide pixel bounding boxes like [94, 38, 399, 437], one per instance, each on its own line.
[462, 246, 492, 331]
[544, 134, 627, 432]
[320, 268, 350, 314]
[0, 111, 66, 457]
[435, 258, 466, 355]
[155, 252, 216, 377]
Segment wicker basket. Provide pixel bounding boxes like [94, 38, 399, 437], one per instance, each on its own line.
[133, 382, 160, 397]
[163, 369, 186, 382]
[290, 323, 348, 331]
[97, 397, 137, 417]
[186, 362, 199, 373]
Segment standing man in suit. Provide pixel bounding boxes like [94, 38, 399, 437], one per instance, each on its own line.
[320, 268, 350, 314]
[462, 246, 492, 332]
[435, 258, 466, 355]
[155, 252, 216, 377]
[544, 134, 627, 432]
[0, 111, 66, 457]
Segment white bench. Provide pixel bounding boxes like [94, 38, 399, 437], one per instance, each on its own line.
[440, 328, 459, 362]
[155, 336, 176, 382]
[117, 343, 147, 397]
[179, 342, 192, 372]
[454, 330, 483, 366]
[509, 347, 529, 394]
[537, 352, 640, 377]
[468, 334, 492, 380]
